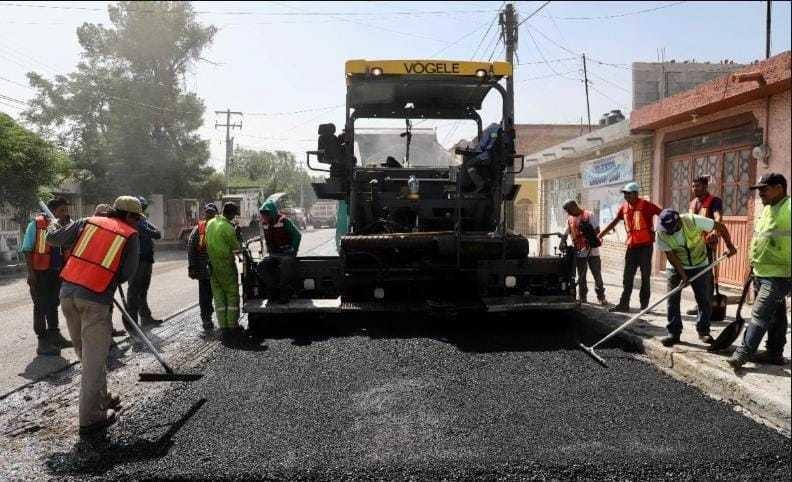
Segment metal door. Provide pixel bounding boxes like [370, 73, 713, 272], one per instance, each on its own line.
[665, 146, 755, 286]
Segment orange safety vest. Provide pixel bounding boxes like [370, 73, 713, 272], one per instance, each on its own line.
[60, 216, 138, 294]
[621, 199, 657, 247]
[568, 210, 594, 251]
[31, 215, 52, 271]
[689, 193, 716, 218]
[197, 220, 207, 252]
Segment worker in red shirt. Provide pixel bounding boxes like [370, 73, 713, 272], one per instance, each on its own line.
[599, 182, 662, 313]
[686, 175, 724, 315]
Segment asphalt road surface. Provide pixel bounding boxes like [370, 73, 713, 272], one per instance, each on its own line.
[1, 228, 789, 480]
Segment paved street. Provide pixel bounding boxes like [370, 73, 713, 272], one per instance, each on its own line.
[0, 228, 788, 480]
[0, 249, 198, 394]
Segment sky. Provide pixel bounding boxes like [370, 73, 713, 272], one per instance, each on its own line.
[0, 1, 790, 173]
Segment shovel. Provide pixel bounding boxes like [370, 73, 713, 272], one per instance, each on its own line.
[710, 282, 728, 322]
[708, 273, 753, 352]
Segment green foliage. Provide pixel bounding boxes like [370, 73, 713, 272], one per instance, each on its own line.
[0, 113, 71, 217]
[23, 1, 217, 201]
[190, 167, 226, 201]
[229, 147, 317, 208]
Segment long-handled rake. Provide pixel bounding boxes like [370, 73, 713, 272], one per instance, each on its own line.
[115, 286, 202, 382]
[580, 254, 729, 368]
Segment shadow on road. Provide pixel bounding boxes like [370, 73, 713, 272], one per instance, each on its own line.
[44, 398, 207, 477]
[245, 311, 635, 355]
[19, 355, 75, 386]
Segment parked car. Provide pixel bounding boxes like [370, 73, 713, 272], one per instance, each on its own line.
[282, 207, 308, 230]
[309, 200, 337, 228]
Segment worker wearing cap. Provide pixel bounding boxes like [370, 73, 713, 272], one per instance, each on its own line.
[21, 196, 74, 356]
[729, 172, 791, 368]
[599, 182, 662, 313]
[560, 199, 607, 305]
[259, 196, 301, 303]
[206, 202, 243, 338]
[46, 196, 141, 437]
[188, 203, 218, 331]
[126, 196, 163, 327]
[655, 209, 737, 347]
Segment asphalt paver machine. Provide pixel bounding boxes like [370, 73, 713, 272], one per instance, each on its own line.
[242, 59, 576, 326]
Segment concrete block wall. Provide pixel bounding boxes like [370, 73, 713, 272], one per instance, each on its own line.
[632, 61, 746, 110]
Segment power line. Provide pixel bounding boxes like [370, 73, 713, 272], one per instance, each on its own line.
[587, 70, 631, 93]
[544, 1, 686, 21]
[268, 1, 455, 44]
[516, 1, 552, 27]
[441, 2, 505, 146]
[245, 104, 344, 117]
[0, 74, 31, 89]
[430, 21, 490, 58]
[588, 84, 630, 111]
[517, 56, 576, 65]
[0, 2, 500, 17]
[515, 69, 579, 82]
[0, 93, 26, 105]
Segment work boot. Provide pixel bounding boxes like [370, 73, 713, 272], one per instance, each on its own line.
[608, 304, 630, 313]
[36, 337, 60, 356]
[686, 307, 699, 316]
[727, 350, 751, 369]
[598, 297, 609, 306]
[660, 334, 680, 347]
[751, 350, 785, 366]
[202, 318, 214, 332]
[48, 330, 74, 349]
[698, 334, 715, 344]
[140, 317, 164, 328]
[79, 409, 117, 438]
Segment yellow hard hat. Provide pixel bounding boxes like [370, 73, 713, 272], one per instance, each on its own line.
[112, 195, 144, 216]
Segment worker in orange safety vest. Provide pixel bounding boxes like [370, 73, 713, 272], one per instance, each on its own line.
[21, 196, 73, 356]
[46, 195, 142, 438]
[187, 203, 218, 331]
[599, 182, 662, 313]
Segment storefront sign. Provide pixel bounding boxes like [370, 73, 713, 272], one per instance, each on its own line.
[587, 186, 627, 244]
[581, 148, 633, 188]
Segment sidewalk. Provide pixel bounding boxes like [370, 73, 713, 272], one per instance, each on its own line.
[580, 268, 791, 434]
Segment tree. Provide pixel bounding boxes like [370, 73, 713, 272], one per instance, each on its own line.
[23, 1, 216, 201]
[0, 113, 71, 222]
[229, 147, 317, 208]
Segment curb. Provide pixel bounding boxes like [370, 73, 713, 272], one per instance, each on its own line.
[577, 305, 791, 436]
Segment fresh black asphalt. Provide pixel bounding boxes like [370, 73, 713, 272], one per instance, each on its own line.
[45, 312, 790, 480]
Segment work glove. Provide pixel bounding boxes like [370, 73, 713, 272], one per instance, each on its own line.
[188, 265, 199, 280]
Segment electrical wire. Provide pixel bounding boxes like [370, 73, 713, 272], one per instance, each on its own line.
[515, 69, 580, 83]
[516, 1, 552, 27]
[0, 2, 500, 17]
[267, 1, 453, 44]
[544, 1, 686, 21]
[245, 105, 344, 117]
[587, 70, 631, 93]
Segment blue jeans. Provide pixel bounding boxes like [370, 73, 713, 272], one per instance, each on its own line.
[666, 266, 713, 336]
[739, 277, 791, 356]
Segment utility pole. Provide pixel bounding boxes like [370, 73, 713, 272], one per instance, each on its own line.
[765, 0, 772, 59]
[214, 109, 243, 193]
[582, 53, 592, 132]
[500, 3, 518, 232]
[500, 3, 518, 128]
